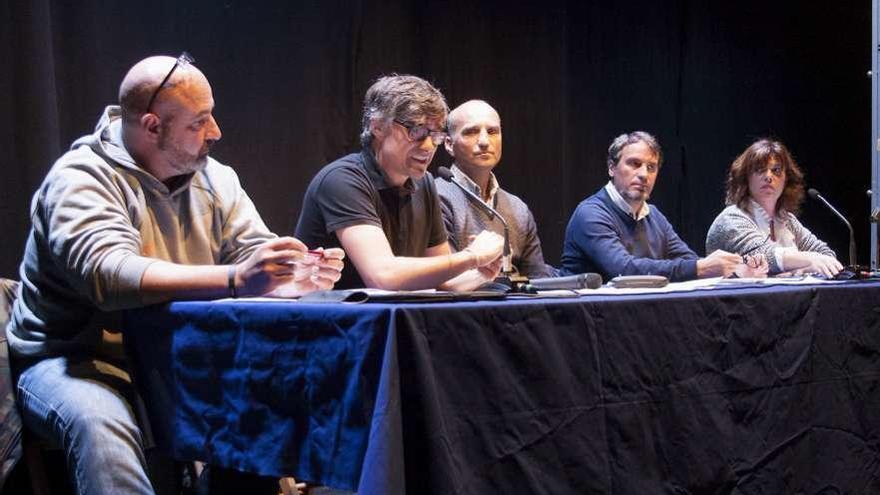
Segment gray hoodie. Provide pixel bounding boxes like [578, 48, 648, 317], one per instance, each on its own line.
[6, 106, 274, 360]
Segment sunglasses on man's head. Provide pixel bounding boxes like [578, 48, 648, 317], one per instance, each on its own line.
[146, 51, 195, 114]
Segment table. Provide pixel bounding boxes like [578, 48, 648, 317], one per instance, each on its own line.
[124, 281, 880, 494]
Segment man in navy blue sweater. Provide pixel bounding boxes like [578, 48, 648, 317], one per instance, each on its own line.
[561, 131, 746, 282]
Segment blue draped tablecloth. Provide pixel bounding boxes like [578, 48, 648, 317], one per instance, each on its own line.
[124, 281, 880, 494]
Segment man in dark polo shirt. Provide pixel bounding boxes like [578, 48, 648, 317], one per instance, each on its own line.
[295, 75, 504, 290]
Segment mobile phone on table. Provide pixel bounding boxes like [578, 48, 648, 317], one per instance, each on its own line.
[608, 275, 669, 288]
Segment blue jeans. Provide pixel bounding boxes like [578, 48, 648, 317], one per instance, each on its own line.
[16, 356, 157, 495]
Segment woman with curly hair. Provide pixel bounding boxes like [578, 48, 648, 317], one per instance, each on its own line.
[705, 139, 842, 277]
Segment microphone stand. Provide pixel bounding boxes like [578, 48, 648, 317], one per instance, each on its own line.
[476, 211, 530, 291]
[436, 167, 530, 291]
[806, 188, 880, 279]
[809, 188, 857, 267]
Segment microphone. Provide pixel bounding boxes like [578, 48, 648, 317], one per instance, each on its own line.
[525, 273, 603, 291]
[807, 188, 856, 267]
[436, 166, 513, 274]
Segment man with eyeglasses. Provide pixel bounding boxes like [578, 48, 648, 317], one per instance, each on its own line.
[560, 131, 760, 282]
[436, 100, 557, 279]
[295, 75, 504, 290]
[6, 55, 344, 494]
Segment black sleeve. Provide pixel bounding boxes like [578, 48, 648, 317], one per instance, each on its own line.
[316, 166, 383, 234]
[424, 176, 449, 249]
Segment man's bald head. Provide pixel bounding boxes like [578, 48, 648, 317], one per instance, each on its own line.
[446, 100, 500, 136]
[444, 99, 503, 176]
[118, 55, 209, 123]
[116, 55, 221, 181]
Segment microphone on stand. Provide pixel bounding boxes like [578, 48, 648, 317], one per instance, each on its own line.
[807, 188, 857, 267]
[436, 166, 603, 291]
[436, 166, 514, 275]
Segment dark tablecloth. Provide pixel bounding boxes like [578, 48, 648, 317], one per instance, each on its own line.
[124, 281, 880, 494]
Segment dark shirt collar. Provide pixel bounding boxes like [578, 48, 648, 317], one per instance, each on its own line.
[361, 148, 416, 196]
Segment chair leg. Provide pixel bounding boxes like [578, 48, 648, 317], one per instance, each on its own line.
[23, 438, 51, 495]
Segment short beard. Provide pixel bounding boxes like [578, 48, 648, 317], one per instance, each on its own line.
[157, 126, 208, 176]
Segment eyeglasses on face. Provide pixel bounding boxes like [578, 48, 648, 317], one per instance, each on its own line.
[393, 119, 447, 146]
[145, 51, 195, 114]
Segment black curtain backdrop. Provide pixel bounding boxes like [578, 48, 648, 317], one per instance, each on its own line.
[0, 0, 871, 279]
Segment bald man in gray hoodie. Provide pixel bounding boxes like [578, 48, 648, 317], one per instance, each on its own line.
[6, 55, 343, 494]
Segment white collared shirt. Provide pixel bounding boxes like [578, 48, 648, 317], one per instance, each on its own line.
[451, 164, 499, 207]
[748, 199, 796, 270]
[605, 181, 650, 221]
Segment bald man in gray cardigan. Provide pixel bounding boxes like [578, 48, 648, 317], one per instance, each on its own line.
[436, 100, 557, 279]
